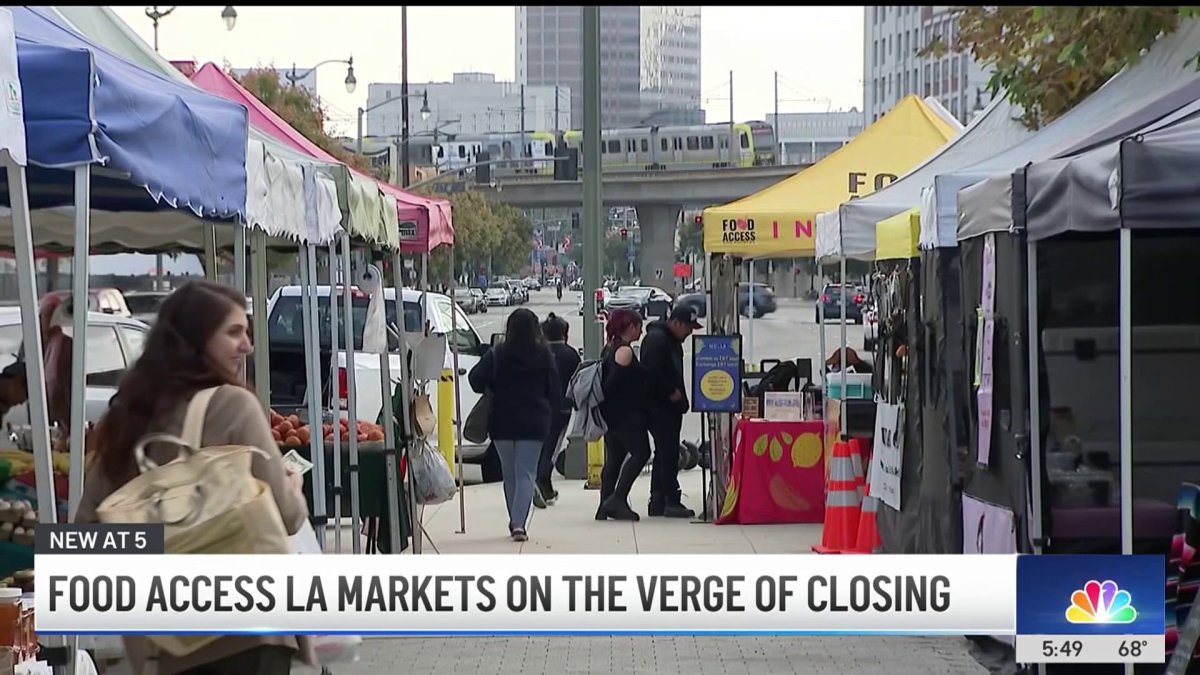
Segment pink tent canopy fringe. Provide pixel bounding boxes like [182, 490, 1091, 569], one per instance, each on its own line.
[188, 62, 453, 254]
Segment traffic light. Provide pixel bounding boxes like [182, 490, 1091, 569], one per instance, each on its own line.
[694, 214, 703, 226]
[619, 228, 628, 241]
[571, 213, 581, 230]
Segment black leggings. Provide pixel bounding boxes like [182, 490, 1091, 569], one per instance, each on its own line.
[538, 412, 571, 488]
[600, 422, 651, 504]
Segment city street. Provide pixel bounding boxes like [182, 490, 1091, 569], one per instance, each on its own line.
[316, 288, 985, 675]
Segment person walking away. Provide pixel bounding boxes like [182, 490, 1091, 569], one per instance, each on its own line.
[595, 309, 651, 521]
[640, 305, 702, 518]
[534, 313, 581, 508]
[469, 308, 561, 541]
[556, 277, 564, 301]
[74, 280, 311, 675]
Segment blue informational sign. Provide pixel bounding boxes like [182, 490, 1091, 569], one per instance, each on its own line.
[1017, 554, 1164, 636]
[691, 335, 742, 413]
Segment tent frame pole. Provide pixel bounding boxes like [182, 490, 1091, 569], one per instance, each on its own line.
[327, 240, 344, 553]
[67, 165, 90, 520]
[1119, 228, 1133, 556]
[839, 255, 848, 438]
[340, 235, 363, 554]
[1025, 240, 1043, 555]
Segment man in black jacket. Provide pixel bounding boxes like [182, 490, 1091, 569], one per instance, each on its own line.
[640, 305, 702, 518]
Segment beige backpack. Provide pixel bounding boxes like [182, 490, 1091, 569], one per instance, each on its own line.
[96, 386, 291, 657]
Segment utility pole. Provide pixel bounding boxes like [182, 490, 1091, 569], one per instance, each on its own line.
[728, 70, 735, 168]
[400, 6, 411, 188]
[554, 85, 560, 135]
[582, 6, 603, 360]
[520, 84, 527, 167]
[774, 70, 780, 164]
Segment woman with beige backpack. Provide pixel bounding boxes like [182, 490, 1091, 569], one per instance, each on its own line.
[74, 280, 311, 675]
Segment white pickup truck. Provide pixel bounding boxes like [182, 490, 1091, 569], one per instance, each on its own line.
[264, 286, 496, 476]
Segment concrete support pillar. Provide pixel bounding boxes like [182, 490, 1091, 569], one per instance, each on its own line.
[772, 261, 795, 299]
[634, 203, 681, 291]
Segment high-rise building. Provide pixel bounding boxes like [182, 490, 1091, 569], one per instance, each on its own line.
[639, 6, 702, 122]
[863, 6, 992, 126]
[516, 6, 702, 128]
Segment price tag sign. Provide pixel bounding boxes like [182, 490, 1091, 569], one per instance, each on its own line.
[1015, 554, 1164, 663]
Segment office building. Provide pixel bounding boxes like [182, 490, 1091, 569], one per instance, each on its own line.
[365, 72, 570, 137]
[863, 6, 992, 126]
[768, 109, 864, 164]
[516, 6, 702, 128]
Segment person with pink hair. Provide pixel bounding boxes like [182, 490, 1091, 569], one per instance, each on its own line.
[594, 308, 651, 521]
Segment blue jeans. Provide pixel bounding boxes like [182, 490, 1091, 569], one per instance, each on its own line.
[493, 439, 542, 531]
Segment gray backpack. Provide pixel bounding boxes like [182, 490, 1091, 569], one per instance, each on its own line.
[567, 359, 607, 442]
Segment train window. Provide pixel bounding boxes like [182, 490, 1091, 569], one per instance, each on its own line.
[641, 139, 649, 152]
[701, 136, 714, 150]
[458, 146, 466, 159]
[544, 142, 553, 154]
[626, 139, 635, 152]
[661, 138, 669, 152]
[675, 137, 683, 150]
[720, 136, 728, 149]
[607, 140, 620, 153]
[686, 136, 699, 151]
[741, 132, 750, 149]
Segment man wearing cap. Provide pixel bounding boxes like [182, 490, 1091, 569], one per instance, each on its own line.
[639, 305, 702, 518]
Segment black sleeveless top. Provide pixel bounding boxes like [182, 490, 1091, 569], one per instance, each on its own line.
[598, 342, 647, 428]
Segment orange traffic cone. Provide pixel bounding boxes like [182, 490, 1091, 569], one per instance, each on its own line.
[849, 438, 866, 502]
[812, 440, 862, 554]
[853, 459, 882, 554]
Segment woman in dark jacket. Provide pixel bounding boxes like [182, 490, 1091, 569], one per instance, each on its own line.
[534, 313, 581, 507]
[595, 308, 651, 522]
[469, 308, 561, 541]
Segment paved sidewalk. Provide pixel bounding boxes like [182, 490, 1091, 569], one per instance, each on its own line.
[333, 634, 985, 674]
[312, 470, 985, 674]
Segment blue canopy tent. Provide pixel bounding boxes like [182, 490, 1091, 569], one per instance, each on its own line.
[0, 6, 250, 523]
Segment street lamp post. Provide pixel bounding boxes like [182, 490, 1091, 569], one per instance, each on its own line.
[355, 90, 429, 163]
[144, 6, 176, 52]
[284, 57, 357, 94]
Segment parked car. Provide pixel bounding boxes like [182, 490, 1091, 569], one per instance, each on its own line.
[674, 291, 706, 318]
[817, 283, 867, 324]
[522, 277, 542, 291]
[122, 290, 171, 324]
[503, 280, 528, 304]
[579, 287, 612, 316]
[485, 287, 511, 307]
[608, 286, 673, 319]
[45, 288, 131, 319]
[469, 288, 488, 313]
[453, 288, 480, 314]
[265, 285, 497, 477]
[0, 307, 150, 450]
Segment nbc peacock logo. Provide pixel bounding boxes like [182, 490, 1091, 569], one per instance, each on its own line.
[1065, 580, 1137, 624]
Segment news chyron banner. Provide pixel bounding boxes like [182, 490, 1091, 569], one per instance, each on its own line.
[34, 525, 1164, 664]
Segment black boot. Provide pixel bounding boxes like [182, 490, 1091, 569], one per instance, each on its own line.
[648, 492, 666, 517]
[662, 490, 695, 519]
[596, 497, 640, 521]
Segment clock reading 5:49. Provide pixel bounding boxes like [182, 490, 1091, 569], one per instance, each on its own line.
[1043, 640, 1082, 658]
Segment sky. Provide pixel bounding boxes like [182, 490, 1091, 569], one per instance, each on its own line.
[108, 6, 865, 138]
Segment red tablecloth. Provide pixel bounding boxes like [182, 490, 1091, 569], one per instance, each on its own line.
[716, 418, 826, 525]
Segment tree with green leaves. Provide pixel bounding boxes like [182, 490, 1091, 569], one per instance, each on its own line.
[232, 66, 380, 178]
[924, 6, 1199, 130]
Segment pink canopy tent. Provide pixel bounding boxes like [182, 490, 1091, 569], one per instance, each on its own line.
[188, 62, 453, 253]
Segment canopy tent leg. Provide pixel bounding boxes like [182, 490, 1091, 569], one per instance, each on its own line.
[340, 235, 362, 554]
[250, 229, 270, 412]
[1119, 228, 1133, 675]
[7, 160, 54, 522]
[746, 259, 755, 366]
[67, 165, 90, 521]
[818, 258, 827, 443]
[233, 226, 247, 383]
[839, 255, 848, 438]
[299, 246, 327, 550]
[449, 247, 467, 535]
[204, 223, 218, 283]
[327, 241, 343, 553]
[1025, 241, 1043, 555]
[391, 251, 421, 554]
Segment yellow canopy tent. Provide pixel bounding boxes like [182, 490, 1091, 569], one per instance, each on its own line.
[875, 208, 920, 261]
[702, 95, 960, 258]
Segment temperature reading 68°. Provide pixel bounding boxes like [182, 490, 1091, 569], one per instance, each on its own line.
[1119, 640, 1147, 658]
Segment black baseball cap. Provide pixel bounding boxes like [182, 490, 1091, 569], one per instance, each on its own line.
[669, 305, 703, 330]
